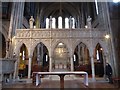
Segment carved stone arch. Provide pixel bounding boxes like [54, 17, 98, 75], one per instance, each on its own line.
[51, 39, 71, 57]
[93, 40, 107, 55]
[30, 40, 41, 56]
[14, 41, 29, 56]
[14, 41, 24, 55]
[99, 40, 108, 54]
[72, 39, 90, 55]
[30, 39, 50, 57]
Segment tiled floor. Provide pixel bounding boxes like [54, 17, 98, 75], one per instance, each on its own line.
[2, 77, 120, 90]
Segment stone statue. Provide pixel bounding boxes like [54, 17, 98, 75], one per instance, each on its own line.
[87, 16, 92, 28]
[29, 16, 34, 29]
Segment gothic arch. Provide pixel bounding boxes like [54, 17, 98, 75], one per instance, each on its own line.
[51, 39, 71, 57]
[30, 40, 50, 57]
[73, 40, 90, 55]
[93, 40, 107, 54]
[14, 41, 29, 56]
[94, 43, 105, 77]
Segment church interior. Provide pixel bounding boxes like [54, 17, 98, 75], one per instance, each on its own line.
[0, 0, 120, 89]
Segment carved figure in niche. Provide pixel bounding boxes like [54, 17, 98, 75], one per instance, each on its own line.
[29, 16, 34, 29]
[87, 16, 92, 28]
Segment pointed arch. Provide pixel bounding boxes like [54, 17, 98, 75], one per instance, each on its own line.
[31, 41, 49, 57]
[18, 43, 29, 78]
[73, 41, 91, 74]
[94, 43, 103, 62]
[94, 43, 104, 77]
[52, 40, 71, 57]
[15, 42, 29, 57]
[73, 40, 90, 54]
[32, 42, 49, 72]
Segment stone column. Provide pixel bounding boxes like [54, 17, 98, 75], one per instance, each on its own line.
[69, 16, 72, 29]
[41, 44, 43, 65]
[70, 56, 74, 71]
[28, 55, 32, 79]
[103, 53, 107, 79]
[82, 46, 85, 64]
[8, 1, 25, 58]
[49, 56, 52, 72]
[37, 44, 40, 65]
[49, 16, 52, 29]
[90, 55, 95, 81]
[89, 28, 95, 81]
[63, 17, 65, 28]
[78, 45, 81, 65]
[13, 59, 18, 79]
[77, 16, 80, 28]
[13, 54, 19, 79]
[8, 2, 15, 58]
[5, 39, 10, 58]
[81, 3, 85, 28]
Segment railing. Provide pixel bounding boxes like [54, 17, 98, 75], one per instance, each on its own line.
[15, 28, 106, 39]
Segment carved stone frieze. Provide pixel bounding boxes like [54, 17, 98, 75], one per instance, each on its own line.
[14, 28, 107, 56]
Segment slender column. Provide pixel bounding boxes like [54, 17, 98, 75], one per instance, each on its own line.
[41, 44, 43, 65]
[8, 2, 25, 58]
[8, 2, 15, 58]
[69, 16, 72, 29]
[6, 39, 9, 58]
[85, 47, 88, 64]
[13, 54, 20, 79]
[49, 16, 52, 29]
[56, 17, 58, 28]
[103, 54, 107, 78]
[49, 56, 52, 72]
[82, 46, 85, 64]
[37, 44, 40, 65]
[77, 16, 80, 28]
[90, 55, 95, 81]
[63, 17, 65, 29]
[78, 45, 81, 65]
[81, 3, 85, 28]
[13, 60, 18, 79]
[17, 2, 25, 29]
[28, 55, 32, 78]
[70, 56, 74, 71]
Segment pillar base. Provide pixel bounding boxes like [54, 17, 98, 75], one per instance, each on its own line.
[26, 78, 32, 83]
[91, 78, 96, 82]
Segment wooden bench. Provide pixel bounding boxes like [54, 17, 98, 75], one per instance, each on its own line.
[33, 71, 88, 88]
